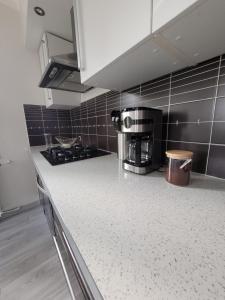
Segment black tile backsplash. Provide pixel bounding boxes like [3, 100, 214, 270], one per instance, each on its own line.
[24, 54, 225, 179]
[23, 105, 72, 146]
[168, 123, 212, 144]
[211, 122, 225, 145]
[169, 99, 214, 123]
[207, 145, 225, 179]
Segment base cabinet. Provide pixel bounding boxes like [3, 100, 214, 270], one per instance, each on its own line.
[37, 175, 91, 300]
[53, 212, 89, 300]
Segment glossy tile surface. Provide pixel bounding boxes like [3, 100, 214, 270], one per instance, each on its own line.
[24, 54, 225, 178]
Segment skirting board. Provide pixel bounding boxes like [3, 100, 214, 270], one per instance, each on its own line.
[0, 200, 41, 222]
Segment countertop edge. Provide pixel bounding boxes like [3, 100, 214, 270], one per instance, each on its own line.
[32, 155, 104, 300]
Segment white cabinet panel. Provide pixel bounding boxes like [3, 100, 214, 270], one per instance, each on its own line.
[152, 0, 200, 32]
[162, 0, 225, 65]
[85, 38, 186, 91]
[74, 0, 152, 84]
[38, 32, 81, 109]
[45, 32, 73, 57]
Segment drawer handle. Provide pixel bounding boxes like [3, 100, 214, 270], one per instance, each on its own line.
[62, 231, 93, 299]
[36, 179, 49, 196]
[53, 236, 76, 300]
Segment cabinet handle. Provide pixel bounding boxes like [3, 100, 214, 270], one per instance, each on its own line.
[36, 177, 49, 196]
[73, 0, 85, 71]
[62, 231, 93, 299]
[53, 236, 76, 300]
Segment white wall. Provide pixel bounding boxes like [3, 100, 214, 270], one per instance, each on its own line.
[0, 3, 44, 211]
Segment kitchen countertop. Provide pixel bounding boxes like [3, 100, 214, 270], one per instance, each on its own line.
[31, 146, 225, 300]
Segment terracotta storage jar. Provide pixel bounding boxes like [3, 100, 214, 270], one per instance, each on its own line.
[165, 150, 193, 186]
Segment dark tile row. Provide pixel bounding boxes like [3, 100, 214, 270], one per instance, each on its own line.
[23, 105, 72, 146]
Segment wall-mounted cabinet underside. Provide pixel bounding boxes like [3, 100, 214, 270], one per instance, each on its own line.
[84, 0, 225, 92]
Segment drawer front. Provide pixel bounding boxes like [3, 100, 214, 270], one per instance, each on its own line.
[37, 175, 55, 236]
[54, 213, 89, 300]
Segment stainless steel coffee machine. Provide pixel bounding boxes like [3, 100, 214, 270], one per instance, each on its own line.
[111, 107, 162, 174]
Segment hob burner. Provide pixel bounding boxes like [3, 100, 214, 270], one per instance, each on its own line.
[41, 145, 110, 166]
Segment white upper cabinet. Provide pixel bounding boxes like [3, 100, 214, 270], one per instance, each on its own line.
[161, 0, 225, 65]
[39, 32, 81, 109]
[71, 0, 225, 92]
[73, 0, 152, 85]
[152, 0, 199, 32]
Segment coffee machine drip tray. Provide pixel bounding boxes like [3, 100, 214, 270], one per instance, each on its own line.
[123, 160, 152, 175]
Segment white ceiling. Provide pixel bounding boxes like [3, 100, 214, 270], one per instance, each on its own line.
[25, 0, 73, 50]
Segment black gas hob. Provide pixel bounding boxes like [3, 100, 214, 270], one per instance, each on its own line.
[41, 145, 110, 166]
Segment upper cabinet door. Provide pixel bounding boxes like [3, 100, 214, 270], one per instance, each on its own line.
[161, 0, 225, 65]
[45, 33, 74, 57]
[152, 0, 199, 32]
[38, 32, 81, 109]
[73, 0, 152, 84]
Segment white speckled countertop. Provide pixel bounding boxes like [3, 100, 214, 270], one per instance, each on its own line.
[31, 146, 225, 300]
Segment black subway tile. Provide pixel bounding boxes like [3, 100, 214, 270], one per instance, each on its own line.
[217, 84, 225, 98]
[211, 122, 225, 145]
[28, 135, 45, 147]
[171, 86, 216, 104]
[168, 123, 211, 143]
[98, 135, 108, 150]
[171, 77, 217, 95]
[172, 59, 219, 81]
[108, 136, 117, 153]
[207, 145, 225, 178]
[169, 99, 214, 123]
[214, 98, 225, 121]
[42, 108, 57, 120]
[171, 69, 218, 89]
[89, 135, 97, 145]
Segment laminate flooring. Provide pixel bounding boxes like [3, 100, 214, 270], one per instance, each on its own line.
[0, 205, 71, 300]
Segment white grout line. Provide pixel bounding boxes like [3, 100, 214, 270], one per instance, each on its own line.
[141, 86, 170, 96]
[166, 139, 208, 145]
[106, 93, 109, 150]
[172, 59, 220, 79]
[141, 78, 170, 92]
[205, 55, 223, 174]
[172, 66, 220, 85]
[166, 139, 225, 147]
[94, 97, 99, 147]
[167, 121, 212, 125]
[166, 73, 172, 150]
[169, 97, 214, 107]
[171, 75, 218, 91]
[208, 143, 225, 147]
[139, 76, 171, 89]
[171, 84, 217, 97]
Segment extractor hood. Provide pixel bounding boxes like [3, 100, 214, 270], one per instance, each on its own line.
[39, 8, 92, 93]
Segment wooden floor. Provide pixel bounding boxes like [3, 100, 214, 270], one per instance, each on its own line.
[0, 206, 71, 300]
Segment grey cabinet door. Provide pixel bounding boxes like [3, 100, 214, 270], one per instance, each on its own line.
[54, 212, 88, 300]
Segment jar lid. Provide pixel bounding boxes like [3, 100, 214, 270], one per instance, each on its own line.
[166, 150, 193, 159]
